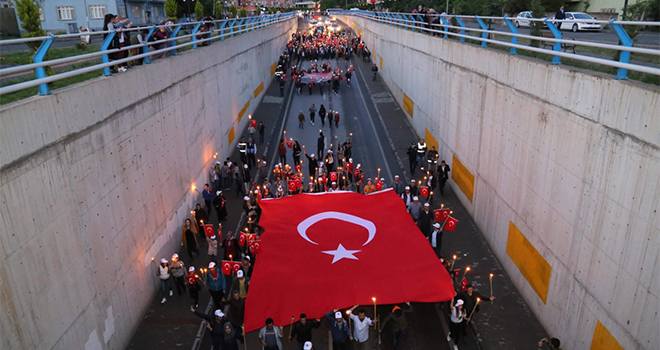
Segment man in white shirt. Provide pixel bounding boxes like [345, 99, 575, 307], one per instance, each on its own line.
[347, 305, 375, 349]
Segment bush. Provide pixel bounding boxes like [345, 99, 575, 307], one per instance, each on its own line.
[15, 0, 44, 51]
[239, 8, 247, 17]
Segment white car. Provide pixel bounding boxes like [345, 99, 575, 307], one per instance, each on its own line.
[514, 11, 546, 28]
[559, 12, 602, 32]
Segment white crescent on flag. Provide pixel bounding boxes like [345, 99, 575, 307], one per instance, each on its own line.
[297, 211, 376, 246]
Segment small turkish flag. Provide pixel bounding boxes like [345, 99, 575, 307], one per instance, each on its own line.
[287, 140, 293, 148]
[375, 182, 382, 191]
[243, 190, 454, 332]
[294, 177, 301, 188]
[295, 164, 302, 173]
[434, 209, 450, 222]
[251, 120, 257, 127]
[222, 261, 232, 275]
[420, 186, 429, 197]
[232, 261, 242, 274]
[247, 234, 257, 245]
[239, 232, 247, 246]
[460, 277, 468, 291]
[453, 269, 461, 279]
[330, 172, 337, 181]
[250, 240, 262, 254]
[203, 224, 214, 238]
[289, 181, 297, 192]
[445, 217, 459, 232]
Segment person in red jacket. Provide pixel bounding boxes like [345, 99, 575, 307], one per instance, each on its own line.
[186, 266, 201, 308]
[278, 139, 287, 165]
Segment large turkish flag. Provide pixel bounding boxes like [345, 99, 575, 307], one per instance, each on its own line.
[244, 190, 454, 332]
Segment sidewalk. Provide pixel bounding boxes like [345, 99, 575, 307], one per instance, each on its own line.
[350, 39, 549, 350]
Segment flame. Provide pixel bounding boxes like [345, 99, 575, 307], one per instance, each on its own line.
[191, 183, 196, 192]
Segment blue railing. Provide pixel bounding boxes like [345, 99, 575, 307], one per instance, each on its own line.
[0, 13, 297, 96]
[331, 10, 660, 80]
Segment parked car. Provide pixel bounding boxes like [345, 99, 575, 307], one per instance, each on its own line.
[559, 12, 602, 32]
[514, 11, 546, 28]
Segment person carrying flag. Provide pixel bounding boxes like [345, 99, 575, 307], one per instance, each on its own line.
[289, 313, 321, 349]
[205, 262, 226, 310]
[428, 223, 443, 259]
[347, 305, 376, 350]
[325, 309, 352, 350]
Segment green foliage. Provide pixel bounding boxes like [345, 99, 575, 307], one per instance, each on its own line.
[320, 0, 338, 10]
[239, 8, 247, 17]
[167, 16, 178, 23]
[195, 0, 205, 19]
[624, 0, 659, 22]
[165, 0, 178, 18]
[15, 0, 44, 51]
[529, 0, 545, 47]
[214, 1, 223, 18]
[229, 4, 238, 17]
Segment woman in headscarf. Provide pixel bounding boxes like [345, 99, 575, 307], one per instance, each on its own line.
[219, 322, 244, 350]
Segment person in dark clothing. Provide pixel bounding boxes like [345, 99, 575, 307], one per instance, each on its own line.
[222, 231, 239, 260]
[292, 141, 302, 166]
[304, 151, 319, 178]
[181, 219, 200, 260]
[457, 285, 495, 317]
[190, 306, 236, 350]
[279, 76, 286, 97]
[193, 203, 208, 242]
[258, 121, 265, 144]
[371, 63, 378, 81]
[212, 191, 228, 223]
[417, 203, 433, 237]
[438, 160, 451, 196]
[317, 131, 325, 158]
[278, 139, 287, 165]
[325, 310, 352, 350]
[227, 290, 246, 326]
[427, 223, 443, 259]
[381, 302, 413, 347]
[290, 313, 321, 349]
[202, 183, 213, 215]
[407, 143, 418, 175]
[318, 104, 327, 126]
[554, 6, 566, 29]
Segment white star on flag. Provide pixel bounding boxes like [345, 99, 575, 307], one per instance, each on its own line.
[322, 244, 361, 264]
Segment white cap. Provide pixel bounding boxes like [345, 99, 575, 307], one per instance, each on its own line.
[244, 256, 251, 261]
[413, 196, 419, 201]
[349, 158, 353, 162]
[380, 178, 385, 181]
[244, 196, 250, 201]
[357, 164, 361, 167]
[433, 223, 441, 228]
[209, 262, 216, 268]
[304, 341, 313, 350]
[160, 258, 168, 264]
[455, 300, 464, 307]
[215, 309, 225, 317]
[411, 179, 416, 183]
[310, 153, 315, 157]
[244, 164, 248, 168]
[262, 161, 267, 164]
[335, 312, 342, 319]
[332, 181, 336, 185]
[188, 266, 195, 272]
[216, 191, 222, 196]
[405, 186, 410, 190]
[424, 203, 430, 207]
[328, 150, 332, 153]
[172, 253, 179, 259]
[395, 175, 400, 178]
[210, 235, 216, 239]
[237, 270, 244, 278]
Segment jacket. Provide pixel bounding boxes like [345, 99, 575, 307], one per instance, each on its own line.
[181, 226, 200, 249]
[291, 319, 321, 343]
[229, 277, 250, 297]
[325, 311, 352, 343]
[258, 325, 283, 350]
[382, 304, 413, 332]
[205, 270, 226, 292]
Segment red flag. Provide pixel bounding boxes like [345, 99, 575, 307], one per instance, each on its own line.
[434, 209, 450, 222]
[294, 177, 301, 188]
[453, 269, 461, 279]
[295, 164, 302, 173]
[330, 172, 338, 182]
[375, 182, 382, 191]
[231, 261, 242, 274]
[203, 224, 214, 238]
[445, 217, 459, 232]
[286, 140, 293, 148]
[251, 120, 257, 127]
[244, 190, 454, 332]
[460, 277, 468, 291]
[289, 181, 297, 192]
[239, 232, 247, 246]
[247, 234, 257, 245]
[420, 186, 429, 197]
[250, 240, 262, 254]
[222, 261, 232, 275]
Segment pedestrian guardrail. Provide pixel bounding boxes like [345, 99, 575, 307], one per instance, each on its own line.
[0, 13, 297, 97]
[330, 10, 660, 81]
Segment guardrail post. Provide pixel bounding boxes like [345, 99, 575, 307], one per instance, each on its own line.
[143, 26, 156, 64]
[395, 14, 404, 28]
[219, 19, 228, 41]
[229, 19, 237, 38]
[503, 17, 517, 55]
[191, 22, 202, 49]
[33, 34, 55, 95]
[455, 16, 467, 43]
[475, 16, 488, 47]
[236, 18, 246, 36]
[439, 16, 449, 39]
[544, 19, 562, 65]
[100, 31, 117, 76]
[170, 24, 182, 55]
[414, 14, 424, 31]
[610, 20, 632, 80]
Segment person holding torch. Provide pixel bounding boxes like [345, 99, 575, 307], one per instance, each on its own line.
[347, 305, 375, 350]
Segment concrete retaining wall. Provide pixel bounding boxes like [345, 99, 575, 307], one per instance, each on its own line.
[346, 15, 659, 350]
[0, 19, 296, 350]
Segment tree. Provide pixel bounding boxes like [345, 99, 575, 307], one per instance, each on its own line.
[228, 4, 238, 17]
[214, 1, 223, 18]
[238, 8, 247, 17]
[529, 0, 545, 47]
[165, 0, 178, 22]
[195, 0, 204, 19]
[15, 0, 44, 51]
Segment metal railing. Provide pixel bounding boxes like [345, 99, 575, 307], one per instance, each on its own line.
[330, 10, 660, 80]
[0, 13, 297, 96]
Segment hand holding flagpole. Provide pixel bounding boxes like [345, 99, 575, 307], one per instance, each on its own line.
[467, 298, 481, 324]
[288, 315, 294, 341]
[450, 254, 457, 271]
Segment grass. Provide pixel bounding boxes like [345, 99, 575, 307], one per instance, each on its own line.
[0, 44, 101, 66]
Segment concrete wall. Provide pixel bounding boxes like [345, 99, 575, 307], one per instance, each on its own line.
[346, 16, 659, 350]
[0, 19, 296, 350]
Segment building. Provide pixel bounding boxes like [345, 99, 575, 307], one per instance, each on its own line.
[13, 0, 166, 34]
[565, 0, 642, 18]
